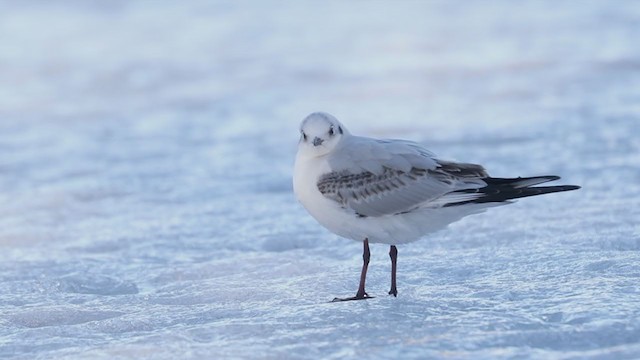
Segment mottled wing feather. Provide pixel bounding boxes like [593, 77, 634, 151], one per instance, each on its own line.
[319, 137, 490, 217]
[435, 160, 489, 178]
[318, 164, 488, 217]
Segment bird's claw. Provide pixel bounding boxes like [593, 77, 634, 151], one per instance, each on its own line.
[331, 292, 374, 302]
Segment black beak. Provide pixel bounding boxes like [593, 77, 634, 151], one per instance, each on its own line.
[313, 137, 324, 146]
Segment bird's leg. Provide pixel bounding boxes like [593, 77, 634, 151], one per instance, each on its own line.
[355, 238, 371, 298]
[388, 245, 398, 297]
[332, 238, 374, 302]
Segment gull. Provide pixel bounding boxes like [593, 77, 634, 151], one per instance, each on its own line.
[293, 112, 580, 302]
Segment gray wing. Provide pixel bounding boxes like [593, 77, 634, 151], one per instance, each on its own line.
[327, 137, 438, 174]
[317, 142, 488, 216]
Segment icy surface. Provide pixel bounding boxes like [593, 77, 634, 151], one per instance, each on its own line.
[1, 1, 640, 359]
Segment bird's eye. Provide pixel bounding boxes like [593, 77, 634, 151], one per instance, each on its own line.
[328, 126, 335, 136]
[302, 131, 307, 141]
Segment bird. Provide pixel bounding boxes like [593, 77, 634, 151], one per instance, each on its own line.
[293, 112, 580, 302]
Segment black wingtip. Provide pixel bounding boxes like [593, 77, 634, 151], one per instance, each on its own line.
[483, 175, 562, 188]
[475, 184, 581, 203]
[444, 180, 581, 207]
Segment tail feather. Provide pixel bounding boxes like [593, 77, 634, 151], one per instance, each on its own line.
[444, 176, 580, 207]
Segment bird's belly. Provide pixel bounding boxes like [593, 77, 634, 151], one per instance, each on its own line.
[295, 178, 422, 244]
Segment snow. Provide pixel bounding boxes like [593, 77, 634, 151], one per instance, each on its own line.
[1, 0, 640, 359]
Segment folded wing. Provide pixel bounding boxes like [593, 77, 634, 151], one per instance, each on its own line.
[319, 138, 489, 217]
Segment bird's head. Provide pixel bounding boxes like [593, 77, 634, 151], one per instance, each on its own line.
[297, 112, 349, 157]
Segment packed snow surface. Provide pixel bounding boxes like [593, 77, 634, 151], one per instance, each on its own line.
[1, 1, 639, 359]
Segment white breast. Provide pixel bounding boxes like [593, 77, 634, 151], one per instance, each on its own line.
[293, 153, 359, 239]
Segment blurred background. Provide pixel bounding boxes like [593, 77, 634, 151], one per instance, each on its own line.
[1, 1, 639, 359]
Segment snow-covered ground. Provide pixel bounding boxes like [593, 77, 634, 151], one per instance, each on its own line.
[1, 1, 639, 359]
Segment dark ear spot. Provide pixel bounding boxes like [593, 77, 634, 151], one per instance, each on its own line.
[338, 126, 343, 134]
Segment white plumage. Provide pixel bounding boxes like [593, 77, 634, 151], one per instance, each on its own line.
[292, 112, 579, 300]
[294, 112, 495, 245]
